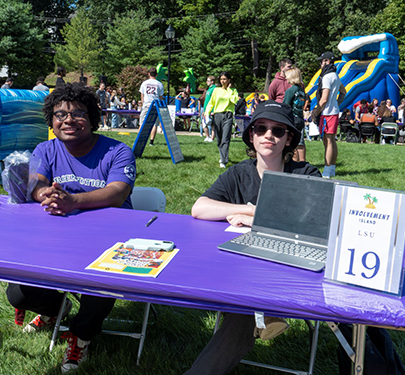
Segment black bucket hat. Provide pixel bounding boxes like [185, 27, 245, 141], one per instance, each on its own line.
[242, 100, 301, 151]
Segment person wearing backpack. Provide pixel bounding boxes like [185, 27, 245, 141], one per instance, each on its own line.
[284, 67, 306, 161]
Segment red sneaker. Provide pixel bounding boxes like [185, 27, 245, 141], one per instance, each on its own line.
[61, 332, 90, 373]
[23, 299, 72, 333]
[14, 309, 26, 326]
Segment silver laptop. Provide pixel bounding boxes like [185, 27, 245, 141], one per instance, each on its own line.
[218, 171, 356, 272]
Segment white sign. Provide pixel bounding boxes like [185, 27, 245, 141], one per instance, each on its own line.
[325, 185, 405, 295]
[168, 105, 176, 127]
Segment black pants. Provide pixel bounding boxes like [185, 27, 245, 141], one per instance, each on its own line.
[7, 283, 115, 341]
[213, 112, 234, 164]
[183, 313, 256, 375]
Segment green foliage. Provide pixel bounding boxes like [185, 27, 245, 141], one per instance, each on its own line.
[178, 15, 244, 88]
[53, 9, 101, 76]
[234, 0, 388, 86]
[104, 10, 164, 77]
[371, 0, 405, 73]
[26, 0, 77, 17]
[116, 65, 149, 101]
[0, 0, 48, 86]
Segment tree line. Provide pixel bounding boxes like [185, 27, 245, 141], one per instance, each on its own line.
[2, 0, 404, 94]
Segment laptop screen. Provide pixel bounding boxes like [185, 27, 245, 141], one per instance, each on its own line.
[253, 172, 335, 245]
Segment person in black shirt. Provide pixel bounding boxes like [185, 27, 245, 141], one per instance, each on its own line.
[55, 67, 66, 88]
[186, 102, 320, 375]
[235, 92, 246, 115]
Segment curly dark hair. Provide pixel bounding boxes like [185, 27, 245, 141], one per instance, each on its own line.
[43, 82, 101, 132]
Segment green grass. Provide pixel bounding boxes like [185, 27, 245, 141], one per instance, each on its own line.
[1, 133, 405, 374]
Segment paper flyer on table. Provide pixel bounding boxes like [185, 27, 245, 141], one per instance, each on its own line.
[86, 242, 179, 278]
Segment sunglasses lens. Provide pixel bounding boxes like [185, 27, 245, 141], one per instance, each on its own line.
[254, 125, 267, 135]
[254, 126, 286, 138]
[272, 127, 286, 137]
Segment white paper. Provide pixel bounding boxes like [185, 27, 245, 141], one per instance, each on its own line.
[225, 225, 251, 234]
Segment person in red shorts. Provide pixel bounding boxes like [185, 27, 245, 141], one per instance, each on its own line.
[312, 51, 346, 178]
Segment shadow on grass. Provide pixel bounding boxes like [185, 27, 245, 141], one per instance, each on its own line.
[6, 344, 37, 359]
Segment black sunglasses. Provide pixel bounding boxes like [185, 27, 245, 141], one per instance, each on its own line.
[53, 110, 88, 121]
[253, 125, 289, 138]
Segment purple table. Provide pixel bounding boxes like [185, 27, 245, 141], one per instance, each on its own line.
[0, 195, 404, 326]
[2, 196, 405, 373]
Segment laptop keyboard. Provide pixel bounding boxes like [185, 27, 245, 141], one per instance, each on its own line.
[231, 233, 327, 262]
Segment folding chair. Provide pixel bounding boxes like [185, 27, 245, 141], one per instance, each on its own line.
[130, 187, 166, 213]
[50, 187, 166, 365]
[339, 122, 357, 142]
[359, 123, 376, 143]
[396, 125, 405, 144]
[213, 312, 320, 375]
[380, 122, 398, 145]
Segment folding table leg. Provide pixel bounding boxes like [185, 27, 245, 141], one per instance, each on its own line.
[307, 321, 320, 375]
[214, 311, 222, 333]
[351, 324, 366, 375]
[49, 292, 68, 352]
[136, 303, 151, 365]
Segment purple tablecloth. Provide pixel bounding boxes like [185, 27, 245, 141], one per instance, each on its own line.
[1, 195, 405, 327]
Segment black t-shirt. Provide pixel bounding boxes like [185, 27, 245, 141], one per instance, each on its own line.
[235, 98, 246, 115]
[96, 89, 108, 109]
[181, 97, 191, 108]
[55, 77, 65, 88]
[202, 159, 321, 205]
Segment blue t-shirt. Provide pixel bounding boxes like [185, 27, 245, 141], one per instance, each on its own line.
[33, 135, 136, 209]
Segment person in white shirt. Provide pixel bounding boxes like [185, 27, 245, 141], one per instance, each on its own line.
[139, 67, 164, 146]
[312, 51, 346, 178]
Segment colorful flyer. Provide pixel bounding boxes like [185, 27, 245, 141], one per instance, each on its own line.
[86, 242, 179, 278]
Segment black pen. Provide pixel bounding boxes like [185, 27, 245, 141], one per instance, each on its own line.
[145, 215, 158, 227]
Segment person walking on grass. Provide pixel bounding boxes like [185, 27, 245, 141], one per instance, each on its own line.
[202, 75, 216, 142]
[139, 67, 164, 146]
[205, 72, 239, 168]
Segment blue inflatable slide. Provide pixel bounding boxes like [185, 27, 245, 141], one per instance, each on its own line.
[0, 89, 48, 160]
[306, 33, 400, 111]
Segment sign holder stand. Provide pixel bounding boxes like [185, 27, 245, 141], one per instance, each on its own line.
[132, 100, 184, 164]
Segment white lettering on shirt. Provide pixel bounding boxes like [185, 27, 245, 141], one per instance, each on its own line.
[54, 174, 106, 188]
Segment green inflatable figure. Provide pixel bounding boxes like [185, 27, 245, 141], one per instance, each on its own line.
[183, 68, 197, 93]
[156, 63, 168, 82]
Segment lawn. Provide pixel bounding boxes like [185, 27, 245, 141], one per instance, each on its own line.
[0, 132, 405, 374]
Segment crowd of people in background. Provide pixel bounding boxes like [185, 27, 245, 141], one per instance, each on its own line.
[339, 96, 403, 145]
[1, 61, 404, 168]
